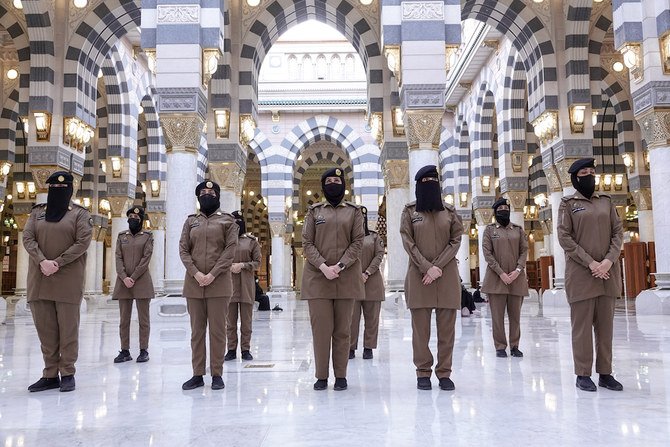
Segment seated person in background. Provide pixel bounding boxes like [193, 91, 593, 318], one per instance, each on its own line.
[255, 277, 271, 311]
[473, 286, 486, 303]
[461, 283, 477, 317]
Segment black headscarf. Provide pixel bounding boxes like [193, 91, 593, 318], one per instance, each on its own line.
[492, 198, 510, 227]
[195, 180, 220, 216]
[415, 165, 444, 212]
[361, 206, 370, 236]
[126, 206, 145, 235]
[45, 171, 74, 222]
[232, 210, 246, 236]
[321, 167, 345, 207]
[568, 158, 597, 199]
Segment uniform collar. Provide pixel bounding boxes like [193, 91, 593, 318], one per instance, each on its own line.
[573, 191, 600, 201]
[44, 201, 74, 211]
[197, 209, 223, 218]
[323, 201, 346, 208]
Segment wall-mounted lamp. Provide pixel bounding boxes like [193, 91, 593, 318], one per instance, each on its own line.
[0, 162, 11, 182]
[569, 105, 586, 133]
[246, 0, 261, 6]
[445, 45, 459, 75]
[621, 43, 643, 82]
[533, 193, 548, 207]
[595, 174, 601, 191]
[110, 157, 122, 178]
[13, 0, 22, 9]
[384, 45, 401, 81]
[614, 174, 624, 191]
[214, 109, 230, 139]
[643, 150, 650, 170]
[528, 155, 534, 167]
[27, 181, 36, 199]
[34, 112, 52, 141]
[391, 107, 405, 137]
[445, 194, 454, 205]
[64, 116, 94, 150]
[99, 199, 111, 215]
[532, 110, 559, 145]
[369, 112, 383, 144]
[512, 153, 523, 172]
[150, 179, 160, 198]
[100, 160, 107, 174]
[144, 49, 157, 75]
[202, 48, 222, 86]
[622, 153, 635, 173]
[6, 68, 18, 80]
[481, 175, 491, 193]
[592, 111, 599, 127]
[239, 114, 256, 146]
[602, 173, 613, 191]
[660, 32, 670, 74]
[459, 192, 468, 207]
[15, 181, 25, 199]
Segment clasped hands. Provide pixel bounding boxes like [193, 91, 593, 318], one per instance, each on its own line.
[499, 269, 521, 285]
[39, 259, 59, 277]
[319, 263, 342, 280]
[194, 271, 216, 287]
[422, 266, 442, 285]
[230, 263, 245, 274]
[589, 259, 613, 280]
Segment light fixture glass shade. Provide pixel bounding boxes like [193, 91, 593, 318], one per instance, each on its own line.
[73, 0, 88, 9]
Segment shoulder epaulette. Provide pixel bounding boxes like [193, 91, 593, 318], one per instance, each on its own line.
[404, 201, 417, 208]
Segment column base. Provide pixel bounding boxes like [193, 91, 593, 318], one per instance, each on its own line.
[552, 278, 565, 289]
[269, 286, 293, 293]
[636, 289, 670, 315]
[163, 279, 185, 296]
[385, 279, 405, 292]
[13, 288, 26, 296]
[542, 289, 568, 307]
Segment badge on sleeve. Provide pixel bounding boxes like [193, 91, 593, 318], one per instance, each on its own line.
[89, 217, 94, 226]
[571, 202, 586, 214]
[411, 211, 423, 223]
[315, 215, 326, 225]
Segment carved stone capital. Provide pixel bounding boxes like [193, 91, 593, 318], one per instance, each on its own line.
[637, 110, 670, 149]
[631, 188, 653, 211]
[14, 214, 29, 231]
[98, 226, 109, 243]
[160, 115, 204, 152]
[543, 166, 563, 192]
[282, 231, 292, 245]
[108, 197, 132, 218]
[474, 208, 493, 226]
[209, 162, 244, 192]
[294, 247, 304, 257]
[555, 159, 575, 188]
[147, 212, 167, 230]
[540, 220, 553, 235]
[405, 111, 443, 149]
[384, 159, 409, 189]
[30, 166, 64, 193]
[270, 221, 287, 238]
[504, 191, 527, 211]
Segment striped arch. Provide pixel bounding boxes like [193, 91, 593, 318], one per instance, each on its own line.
[241, 192, 269, 247]
[600, 72, 636, 156]
[454, 114, 471, 199]
[0, 7, 30, 115]
[197, 135, 208, 183]
[21, 0, 54, 114]
[588, 7, 613, 111]
[438, 126, 456, 195]
[470, 86, 496, 181]
[237, 0, 384, 117]
[0, 88, 20, 164]
[136, 119, 148, 203]
[564, 0, 594, 106]
[527, 122, 547, 201]
[462, 0, 558, 121]
[133, 67, 166, 182]
[292, 148, 354, 208]
[63, 0, 141, 126]
[210, 3, 232, 111]
[89, 86, 108, 203]
[499, 51, 527, 156]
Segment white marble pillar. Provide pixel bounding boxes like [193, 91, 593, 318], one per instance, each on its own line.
[550, 191, 566, 288]
[105, 241, 113, 289]
[284, 242, 293, 289]
[477, 223, 487, 287]
[638, 209, 654, 243]
[95, 240, 104, 293]
[109, 217, 127, 288]
[150, 227, 165, 293]
[84, 241, 98, 294]
[15, 232, 28, 295]
[385, 186, 409, 290]
[458, 232, 471, 288]
[648, 148, 670, 287]
[270, 235, 290, 291]
[295, 248, 305, 291]
[408, 149, 439, 199]
[510, 211, 525, 228]
[533, 241, 544, 261]
[164, 149, 198, 294]
[219, 189, 239, 214]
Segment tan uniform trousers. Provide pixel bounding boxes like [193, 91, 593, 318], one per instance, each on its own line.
[187, 297, 229, 377]
[570, 296, 615, 376]
[350, 301, 381, 350]
[30, 300, 80, 378]
[119, 299, 151, 350]
[411, 308, 456, 379]
[308, 299, 354, 380]
[488, 294, 523, 351]
[226, 302, 253, 351]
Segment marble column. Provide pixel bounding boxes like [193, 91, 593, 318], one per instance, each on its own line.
[457, 223, 471, 288]
[283, 239, 293, 290]
[475, 209, 493, 288]
[15, 231, 28, 295]
[148, 213, 166, 294]
[270, 222, 291, 291]
[209, 162, 245, 214]
[383, 160, 410, 290]
[646, 146, 670, 286]
[294, 247, 305, 292]
[405, 112, 443, 199]
[84, 237, 98, 294]
[107, 205, 130, 290]
[631, 188, 654, 243]
[95, 240, 104, 293]
[549, 191, 567, 288]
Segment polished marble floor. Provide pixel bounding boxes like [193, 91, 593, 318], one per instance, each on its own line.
[1, 295, 669, 447]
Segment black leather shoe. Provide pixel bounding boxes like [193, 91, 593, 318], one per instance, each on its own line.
[114, 350, 132, 363]
[599, 374, 623, 391]
[363, 348, 373, 359]
[313, 379, 328, 391]
[576, 376, 597, 392]
[60, 375, 76, 392]
[349, 350, 355, 359]
[496, 349, 507, 358]
[212, 376, 225, 390]
[439, 378, 455, 391]
[241, 350, 253, 361]
[136, 349, 149, 363]
[224, 350, 236, 361]
[334, 378, 348, 391]
[417, 377, 432, 390]
[510, 347, 524, 358]
[182, 375, 204, 390]
[28, 377, 60, 392]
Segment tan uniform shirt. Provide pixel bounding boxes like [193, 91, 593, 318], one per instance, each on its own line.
[112, 230, 155, 299]
[179, 210, 238, 299]
[400, 202, 464, 309]
[557, 192, 623, 303]
[359, 231, 385, 301]
[231, 235, 261, 304]
[481, 222, 529, 297]
[301, 201, 365, 300]
[23, 203, 93, 304]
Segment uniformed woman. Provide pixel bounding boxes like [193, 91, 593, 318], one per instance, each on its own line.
[349, 206, 385, 360]
[558, 158, 624, 392]
[112, 206, 154, 364]
[224, 211, 261, 362]
[179, 180, 238, 391]
[23, 171, 93, 392]
[401, 165, 463, 391]
[301, 167, 364, 391]
[482, 198, 528, 358]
